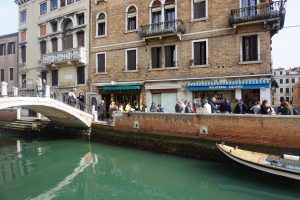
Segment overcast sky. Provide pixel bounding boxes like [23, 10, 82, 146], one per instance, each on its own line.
[0, 1, 299, 69]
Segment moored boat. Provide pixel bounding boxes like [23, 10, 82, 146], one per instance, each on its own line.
[217, 143, 300, 181]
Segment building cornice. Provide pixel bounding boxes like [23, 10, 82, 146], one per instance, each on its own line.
[0, 32, 18, 39]
[15, 0, 30, 6]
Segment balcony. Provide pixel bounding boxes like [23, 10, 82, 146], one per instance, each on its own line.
[42, 47, 87, 66]
[229, 1, 286, 33]
[139, 19, 185, 39]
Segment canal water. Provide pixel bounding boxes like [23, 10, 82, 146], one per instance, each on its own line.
[0, 134, 299, 200]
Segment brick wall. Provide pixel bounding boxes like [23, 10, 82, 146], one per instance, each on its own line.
[114, 112, 300, 149]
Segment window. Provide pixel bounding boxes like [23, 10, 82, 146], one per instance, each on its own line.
[126, 49, 137, 71]
[241, 35, 258, 62]
[286, 88, 290, 94]
[40, 41, 47, 54]
[165, 45, 176, 67]
[280, 88, 283, 93]
[274, 72, 276, 75]
[0, 69, 4, 82]
[9, 68, 14, 81]
[97, 13, 106, 36]
[241, 0, 257, 17]
[0, 44, 6, 56]
[50, 0, 58, 10]
[151, 47, 162, 68]
[96, 53, 106, 73]
[20, 10, 26, 22]
[50, 21, 58, 32]
[280, 71, 283, 75]
[67, 0, 74, 5]
[193, 0, 207, 19]
[77, 66, 85, 84]
[280, 79, 283, 84]
[40, 2, 47, 15]
[40, 24, 47, 37]
[60, 0, 65, 7]
[77, 31, 85, 47]
[21, 45, 26, 63]
[52, 70, 58, 86]
[193, 39, 208, 66]
[51, 38, 58, 52]
[20, 30, 26, 43]
[7, 42, 15, 55]
[292, 78, 295, 83]
[77, 13, 84, 25]
[21, 74, 26, 85]
[62, 19, 73, 50]
[126, 6, 137, 31]
[286, 79, 289, 84]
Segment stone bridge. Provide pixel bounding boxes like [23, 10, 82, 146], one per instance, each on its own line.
[0, 82, 94, 128]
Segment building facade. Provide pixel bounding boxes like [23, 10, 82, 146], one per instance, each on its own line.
[273, 67, 300, 105]
[15, 0, 89, 103]
[0, 33, 18, 86]
[90, 0, 286, 112]
[293, 82, 300, 107]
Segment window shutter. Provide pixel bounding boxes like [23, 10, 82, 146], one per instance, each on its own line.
[127, 50, 136, 70]
[165, 46, 171, 67]
[52, 38, 58, 52]
[194, 42, 200, 65]
[77, 31, 85, 47]
[151, 48, 158, 68]
[63, 34, 73, 50]
[20, 30, 26, 42]
[200, 42, 206, 65]
[40, 24, 47, 37]
[97, 54, 105, 73]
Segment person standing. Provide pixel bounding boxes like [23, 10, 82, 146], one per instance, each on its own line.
[250, 101, 261, 114]
[185, 102, 192, 113]
[68, 90, 77, 107]
[260, 100, 272, 115]
[209, 97, 217, 113]
[42, 79, 47, 97]
[98, 100, 106, 121]
[78, 92, 85, 111]
[175, 100, 183, 113]
[203, 100, 212, 114]
[36, 75, 42, 97]
[219, 97, 232, 113]
[279, 101, 292, 115]
[234, 99, 248, 114]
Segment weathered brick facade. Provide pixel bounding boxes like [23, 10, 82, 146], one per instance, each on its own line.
[90, 0, 285, 111]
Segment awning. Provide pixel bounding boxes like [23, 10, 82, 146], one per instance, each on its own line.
[187, 80, 270, 91]
[103, 85, 141, 91]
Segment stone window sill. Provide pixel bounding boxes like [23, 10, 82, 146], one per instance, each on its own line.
[124, 30, 138, 34]
[190, 64, 210, 68]
[95, 35, 107, 39]
[238, 60, 262, 65]
[190, 17, 209, 23]
[123, 70, 139, 73]
[148, 67, 179, 71]
[95, 72, 107, 75]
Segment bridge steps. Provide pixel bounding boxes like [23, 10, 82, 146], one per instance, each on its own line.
[3, 120, 50, 131]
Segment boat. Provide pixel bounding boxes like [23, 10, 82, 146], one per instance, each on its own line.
[216, 143, 300, 181]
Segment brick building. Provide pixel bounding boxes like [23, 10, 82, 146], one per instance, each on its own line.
[0, 33, 18, 86]
[15, 0, 89, 103]
[292, 82, 300, 107]
[89, 0, 286, 112]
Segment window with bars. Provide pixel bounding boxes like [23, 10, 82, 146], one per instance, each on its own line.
[97, 13, 106, 36]
[97, 53, 106, 73]
[0, 44, 6, 56]
[40, 41, 47, 54]
[126, 49, 137, 71]
[10, 68, 14, 81]
[242, 35, 258, 62]
[8, 42, 15, 55]
[51, 38, 58, 52]
[193, 40, 207, 65]
[21, 45, 26, 63]
[52, 70, 58, 86]
[77, 31, 84, 47]
[193, 0, 207, 19]
[77, 66, 85, 84]
[151, 47, 162, 69]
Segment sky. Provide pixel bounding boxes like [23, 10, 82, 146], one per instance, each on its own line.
[0, 0, 299, 69]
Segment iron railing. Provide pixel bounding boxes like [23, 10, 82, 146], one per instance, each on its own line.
[229, 0, 286, 28]
[139, 19, 185, 38]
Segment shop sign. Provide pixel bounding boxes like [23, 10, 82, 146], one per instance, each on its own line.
[188, 84, 269, 91]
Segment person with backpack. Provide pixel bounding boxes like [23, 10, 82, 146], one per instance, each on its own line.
[219, 97, 232, 113]
[175, 100, 183, 113]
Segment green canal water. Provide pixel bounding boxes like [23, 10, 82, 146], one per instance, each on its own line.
[0, 134, 299, 200]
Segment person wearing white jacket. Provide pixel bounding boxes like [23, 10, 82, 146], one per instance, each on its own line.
[203, 100, 212, 114]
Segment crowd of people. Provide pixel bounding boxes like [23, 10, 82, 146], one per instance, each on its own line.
[67, 90, 85, 111]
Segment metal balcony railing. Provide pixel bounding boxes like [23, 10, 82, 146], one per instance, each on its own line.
[229, 0, 286, 28]
[42, 47, 87, 66]
[139, 19, 185, 38]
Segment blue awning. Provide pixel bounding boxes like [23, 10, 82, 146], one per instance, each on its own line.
[187, 80, 270, 91]
[103, 85, 141, 91]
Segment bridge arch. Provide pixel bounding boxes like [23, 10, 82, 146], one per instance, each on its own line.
[0, 97, 93, 128]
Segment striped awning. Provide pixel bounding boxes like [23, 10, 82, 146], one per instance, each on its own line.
[103, 85, 141, 91]
[187, 79, 270, 91]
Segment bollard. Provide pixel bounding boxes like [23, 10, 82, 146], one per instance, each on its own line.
[1, 82, 8, 97]
[45, 85, 50, 98]
[13, 86, 18, 97]
[93, 111, 98, 122]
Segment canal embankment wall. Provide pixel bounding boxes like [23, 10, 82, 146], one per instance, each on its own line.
[110, 112, 300, 149]
[0, 109, 17, 121]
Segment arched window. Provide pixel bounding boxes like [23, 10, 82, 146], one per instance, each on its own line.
[97, 13, 106, 36]
[126, 6, 138, 31]
[62, 19, 73, 50]
[151, 0, 162, 24]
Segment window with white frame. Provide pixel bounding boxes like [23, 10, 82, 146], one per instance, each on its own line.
[126, 6, 137, 31]
[126, 49, 137, 71]
[96, 53, 106, 73]
[150, 45, 176, 69]
[20, 10, 26, 22]
[50, 0, 58, 10]
[40, 2, 47, 15]
[67, 0, 74, 5]
[151, 47, 162, 69]
[97, 13, 106, 36]
[241, 34, 259, 62]
[192, 0, 207, 20]
[192, 39, 208, 66]
[165, 45, 176, 67]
